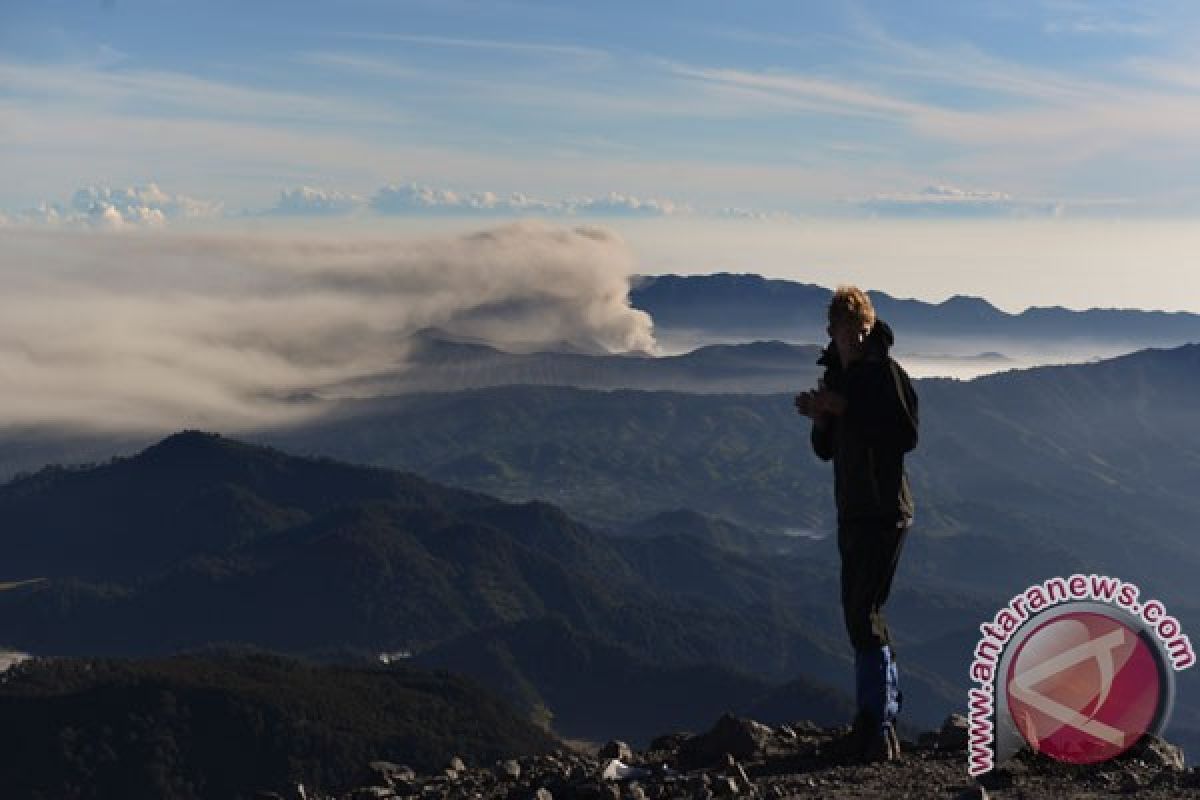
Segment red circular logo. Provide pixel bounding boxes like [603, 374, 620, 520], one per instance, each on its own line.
[1005, 611, 1163, 764]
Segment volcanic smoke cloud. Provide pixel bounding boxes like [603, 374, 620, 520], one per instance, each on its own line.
[0, 222, 656, 432]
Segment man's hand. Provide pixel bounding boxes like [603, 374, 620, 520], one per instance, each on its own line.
[795, 388, 847, 418]
[795, 390, 817, 418]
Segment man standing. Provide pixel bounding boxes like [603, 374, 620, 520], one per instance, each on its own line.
[795, 285, 919, 763]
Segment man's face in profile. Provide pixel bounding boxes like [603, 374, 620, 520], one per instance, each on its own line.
[828, 318, 872, 366]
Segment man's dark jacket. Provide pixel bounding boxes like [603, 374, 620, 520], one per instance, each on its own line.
[811, 318, 919, 528]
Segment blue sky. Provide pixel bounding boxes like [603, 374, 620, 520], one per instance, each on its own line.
[5, 0, 1200, 219]
[4, 1, 1200, 313]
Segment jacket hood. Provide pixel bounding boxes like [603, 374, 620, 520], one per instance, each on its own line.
[868, 318, 895, 352]
[817, 317, 895, 370]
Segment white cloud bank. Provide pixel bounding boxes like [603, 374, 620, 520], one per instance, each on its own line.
[0, 222, 656, 433]
[251, 183, 692, 219]
[8, 182, 691, 227]
[365, 183, 688, 217]
[271, 186, 366, 216]
[8, 180, 1078, 230]
[5, 183, 223, 229]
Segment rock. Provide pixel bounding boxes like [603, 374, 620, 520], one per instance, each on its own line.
[917, 731, 940, 749]
[954, 786, 988, 800]
[1119, 771, 1143, 793]
[599, 740, 634, 762]
[392, 779, 419, 797]
[938, 714, 969, 750]
[575, 782, 621, 800]
[713, 776, 740, 796]
[367, 762, 415, 788]
[449, 756, 467, 772]
[495, 759, 522, 781]
[1150, 771, 1185, 791]
[1121, 734, 1187, 771]
[648, 732, 691, 752]
[730, 762, 751, 791]
[602, 759, 652, 782]
[677, 714, 773, 770]
[976, 767, 1014, 791]
[350, 788, 396, 800]
[534, 788, 554, 800]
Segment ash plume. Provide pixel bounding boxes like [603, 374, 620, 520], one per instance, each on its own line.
[0, 221, 656, 433]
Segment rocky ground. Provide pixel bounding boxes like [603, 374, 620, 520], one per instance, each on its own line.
[256, 713, 1200, 800]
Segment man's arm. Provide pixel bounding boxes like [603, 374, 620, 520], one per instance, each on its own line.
[811, 413, 834, 461]
[797, 388, 837, 461]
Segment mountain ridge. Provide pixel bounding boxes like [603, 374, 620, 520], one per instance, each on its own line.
[630, 272, 1200, 346]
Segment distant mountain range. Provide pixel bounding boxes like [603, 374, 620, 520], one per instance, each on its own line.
[247, 341, 1200, 599]
[319, 328, 1016, 398]
[630, 273, 1200, 352]
[330, 327, 826, 395]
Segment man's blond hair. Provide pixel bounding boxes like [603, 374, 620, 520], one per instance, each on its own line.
[828, 285, 876, 331]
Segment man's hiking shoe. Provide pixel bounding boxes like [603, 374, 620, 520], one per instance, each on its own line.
[863, 722, 900, 763]
[826, 710, 900, 763]
[824, 709, 871, 762]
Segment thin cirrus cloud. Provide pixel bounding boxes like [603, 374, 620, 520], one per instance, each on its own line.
[657, 52, 1200, 209]
[328, 31, 610, 62]
[661, 9, 1200, 162]
[667, 62, 932, 120]
[0, 60, 404, 127]
[295, 50, 764, 120]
